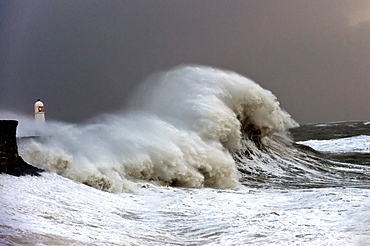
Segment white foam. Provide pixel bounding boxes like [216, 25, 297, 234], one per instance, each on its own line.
[298, 135, 370, 153]
[13, 65, 297, 192]
[1, 173, 369, 245]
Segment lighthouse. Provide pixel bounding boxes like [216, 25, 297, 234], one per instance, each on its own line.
[34, 99, 45, 124]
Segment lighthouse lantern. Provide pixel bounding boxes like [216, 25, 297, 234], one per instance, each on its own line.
[34, 99, 45, 124]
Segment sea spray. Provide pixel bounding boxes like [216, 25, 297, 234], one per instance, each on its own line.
[14, 65, 297, 192]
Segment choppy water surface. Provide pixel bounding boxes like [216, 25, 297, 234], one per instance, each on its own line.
[1, 172, 369, 245]
[1, 66, 370, 245]
[2, 123, 369, 245]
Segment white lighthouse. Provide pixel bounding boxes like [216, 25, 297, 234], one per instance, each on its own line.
[34, 99, 45, 124]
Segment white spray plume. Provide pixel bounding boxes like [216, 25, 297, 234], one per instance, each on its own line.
[12, 65, 297, 192]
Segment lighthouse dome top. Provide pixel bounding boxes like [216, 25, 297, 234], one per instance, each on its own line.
[34, 99, 44, 113]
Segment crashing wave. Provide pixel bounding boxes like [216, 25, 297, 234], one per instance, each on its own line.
[18, 65, 299, 192]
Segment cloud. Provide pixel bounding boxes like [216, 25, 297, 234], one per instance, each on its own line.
[1, 0, 369, 123]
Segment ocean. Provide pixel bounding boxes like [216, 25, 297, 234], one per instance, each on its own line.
[1, 65, 369, 245]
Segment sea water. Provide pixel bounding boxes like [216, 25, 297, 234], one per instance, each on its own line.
[1, 65, 369, 245]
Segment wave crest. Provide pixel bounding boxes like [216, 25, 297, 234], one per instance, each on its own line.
[18, 65, 297, 192]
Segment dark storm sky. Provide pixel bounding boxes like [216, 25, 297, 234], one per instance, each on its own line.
[1, 0, 369, 124]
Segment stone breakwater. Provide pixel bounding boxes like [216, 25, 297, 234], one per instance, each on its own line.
[0, 120, 43, 176]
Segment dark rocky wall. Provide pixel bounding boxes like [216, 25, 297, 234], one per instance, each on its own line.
[0, 120, 43, 176]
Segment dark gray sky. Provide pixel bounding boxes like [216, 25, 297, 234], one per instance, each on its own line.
[1, 0, 369, 124]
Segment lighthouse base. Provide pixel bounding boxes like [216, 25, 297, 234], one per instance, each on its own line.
[35, 113, 45, 124]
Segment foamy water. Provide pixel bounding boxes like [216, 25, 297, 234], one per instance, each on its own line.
[1, 65, 370, 245]
[9, 65, 297, 193]
[1, 173, 369, 245]
[298, 135, 370, 153]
